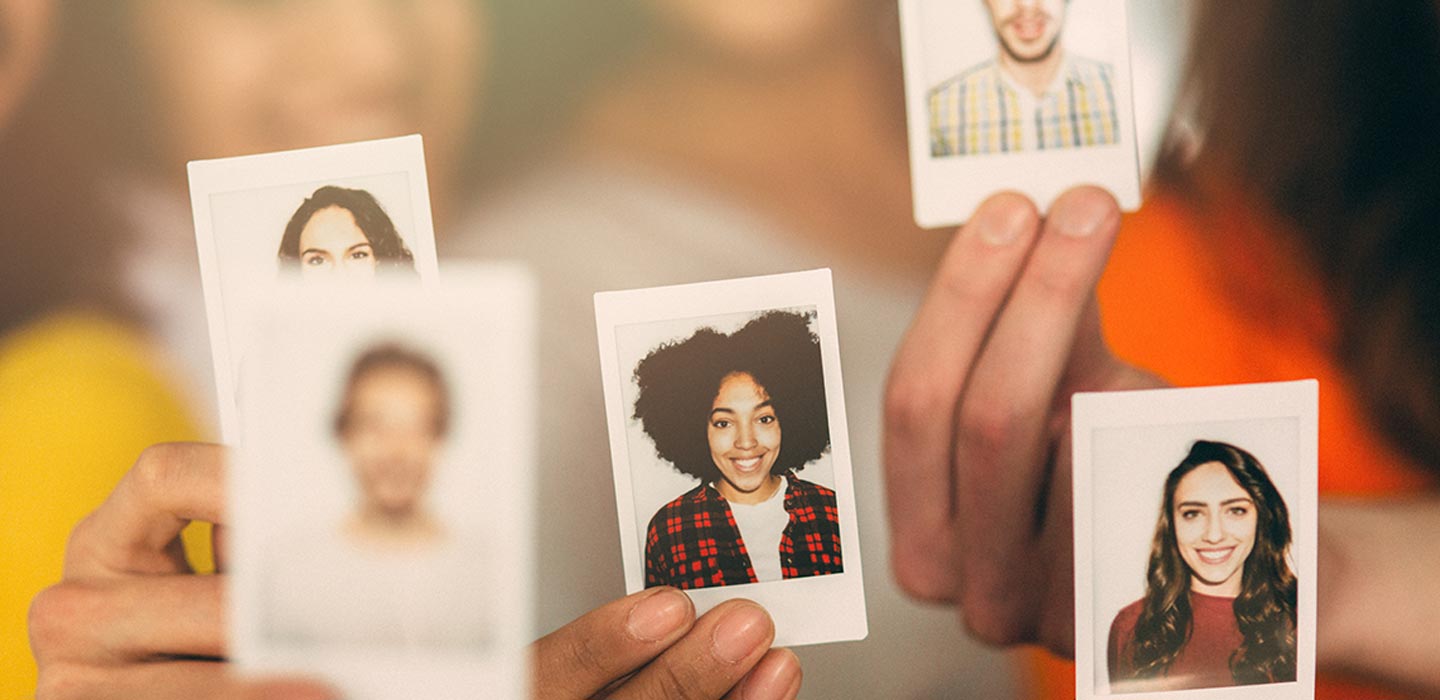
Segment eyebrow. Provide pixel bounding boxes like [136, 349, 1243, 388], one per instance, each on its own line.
[708, 400, 773, 417]
[1177, 497, 1255, 508]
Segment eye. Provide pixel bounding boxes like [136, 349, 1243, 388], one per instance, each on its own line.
[711, 419, 731, 429]
[1179, 509, 1201, 520]
[349, 247, 373, 261]
[758, 414, 776, 424]
[1227, 505, 1251, 517]
[303, 253, 327, 267]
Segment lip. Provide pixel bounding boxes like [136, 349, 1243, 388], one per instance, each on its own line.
[1194, 546, 1236, 565]
[730, 456, 765, 473]
[1012, 17, 1047, 42]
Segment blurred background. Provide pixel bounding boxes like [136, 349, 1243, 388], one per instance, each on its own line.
[6, 0, 1438, 698]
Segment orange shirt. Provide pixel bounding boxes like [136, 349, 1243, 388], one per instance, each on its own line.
[1027, 188, 1435, 699]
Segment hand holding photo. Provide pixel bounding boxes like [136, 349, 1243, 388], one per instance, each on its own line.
[1072, 381, 1317, 700]
[899, 0, 1141, 227]
[595, 270, 866, 647]
[230, 265, 534, 700]
[188, 135, 440, 440]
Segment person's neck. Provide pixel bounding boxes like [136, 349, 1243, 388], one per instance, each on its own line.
[999, 46, 1066, 98]
[348, 504, 441, 544]
[1190, 575, 1242, 599]
[575, 28, 944, 279]
[718, 474, 783, 505]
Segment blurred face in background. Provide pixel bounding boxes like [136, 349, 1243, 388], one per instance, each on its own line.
[0, 0, 55, 128]
[645, 0, 878, 63]
[128, 0, 483, 187]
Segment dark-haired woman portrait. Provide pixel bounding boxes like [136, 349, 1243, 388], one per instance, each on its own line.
[632, 310, 842, 590]
[276, 185, 416, 278]
[1108, 440, 1297, 693]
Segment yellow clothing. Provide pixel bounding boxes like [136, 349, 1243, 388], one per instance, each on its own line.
[0, 311, 202, 697]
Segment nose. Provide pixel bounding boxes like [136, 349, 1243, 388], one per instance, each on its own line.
[1203, 511, 1225, 543]
[735, 421, 757, 450]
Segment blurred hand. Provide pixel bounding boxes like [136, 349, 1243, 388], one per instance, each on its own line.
[29, 443, 801, 699]
[884, 187, 1162, 655]
[533, 590, 800, 700]
[28, 443, 334, 699]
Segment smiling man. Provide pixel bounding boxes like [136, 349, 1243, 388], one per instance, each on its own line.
[928, 0, 1120, 156]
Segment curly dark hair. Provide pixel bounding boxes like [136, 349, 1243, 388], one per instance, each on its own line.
[276, 186, 416, 273]
[1126, 440, 1297, 685]
[631, 310, 830, 483]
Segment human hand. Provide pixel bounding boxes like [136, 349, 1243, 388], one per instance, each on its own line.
[533, 589, 800, 700]
[28, 443, 336, 699]
[29, 442, 800, 699]
[884, 187, 1163, 656]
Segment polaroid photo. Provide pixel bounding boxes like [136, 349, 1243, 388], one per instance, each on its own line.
[188, 135, 441, 441]
[229, 265, 534, 700]
[594, 269, 867, 647]
[1072, 381, 1318, 700]
[898, 0, 1142, 228]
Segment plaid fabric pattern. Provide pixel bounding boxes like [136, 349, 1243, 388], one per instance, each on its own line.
[928, 56, 1119, 156]
[644, 475, 843, 590]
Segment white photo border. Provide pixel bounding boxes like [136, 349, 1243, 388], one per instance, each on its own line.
[594, 269, 868, 647]
[898, 0, 1143, 228]
[188, 134, 441, 442]
[229, 265, 535, 700]
[1072, 381, 1319, 700]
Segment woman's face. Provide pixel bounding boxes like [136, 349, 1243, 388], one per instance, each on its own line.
[707, 372, 782, 495]
[296, 206, 376, 279]
[1172, 462, 1258, 594]
[341, 366, 443, 517]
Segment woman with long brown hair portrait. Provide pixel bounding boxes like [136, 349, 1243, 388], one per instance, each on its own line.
[1108, 440, 1297, 692]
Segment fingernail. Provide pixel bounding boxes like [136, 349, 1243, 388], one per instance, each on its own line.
[712, 603, 772, 664]
[626, 588, 691, 642]
[1051, 190, 1115, 238]
[970, 195, 1032, 245]
[737, 649, 802, 700]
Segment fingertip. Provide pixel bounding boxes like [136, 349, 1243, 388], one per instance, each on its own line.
[1050, 186, 1121, 239]
[625, 586, 695, 642]
[969, 191, 1041, 246]
[710, 599, 775, 665]
[733, 647, 803, 700]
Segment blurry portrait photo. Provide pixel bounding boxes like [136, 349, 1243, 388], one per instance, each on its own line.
[188, 135, 440, 440]
[899, 0, 1140, 227]
[230, 268, 534, 700]
[595, 270, 867, 647]
[1072, 382, 1318, 700]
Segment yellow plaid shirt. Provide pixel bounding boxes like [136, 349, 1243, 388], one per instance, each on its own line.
[928, 55, 1119, 156]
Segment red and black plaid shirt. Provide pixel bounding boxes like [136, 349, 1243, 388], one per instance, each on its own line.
[644, 475, 843, 590]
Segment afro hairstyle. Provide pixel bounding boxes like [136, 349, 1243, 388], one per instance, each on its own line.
[631, 309, 830, 483]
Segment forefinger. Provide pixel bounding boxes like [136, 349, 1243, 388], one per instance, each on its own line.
[64, 443, 227, 580]
[884, 192, 1042, 602]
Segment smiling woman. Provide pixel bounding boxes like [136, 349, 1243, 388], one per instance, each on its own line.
[276, 185, 416, 278]
[1108, 440, 1298, 693]
[631, 310, 842, 590]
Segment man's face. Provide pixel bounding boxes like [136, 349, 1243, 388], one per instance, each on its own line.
[983, 0, 1067, 63]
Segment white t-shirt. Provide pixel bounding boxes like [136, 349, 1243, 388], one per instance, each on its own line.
[724, 477, 790, 582]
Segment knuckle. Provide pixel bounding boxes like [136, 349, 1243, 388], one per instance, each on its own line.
[35, 663, 91, 700]
[132, 443, 188, 502]
[647, 659, 704, 700]
[28, 584, 94, 661]
[956, 401, 1020, 460]
[558, 627, 613, 683]
[883, 376, 951, 443]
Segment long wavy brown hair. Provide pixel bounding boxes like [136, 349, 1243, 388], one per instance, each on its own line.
[1126, 440, 1297, 685]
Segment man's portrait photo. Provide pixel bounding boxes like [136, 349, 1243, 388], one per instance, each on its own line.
[928, 0, 1120, 156]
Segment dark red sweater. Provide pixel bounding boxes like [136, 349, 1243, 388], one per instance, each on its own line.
[1107, 591, 1245, 692]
